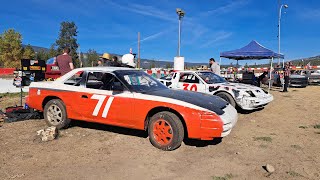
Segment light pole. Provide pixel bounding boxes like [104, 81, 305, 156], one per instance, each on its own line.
[278, 3, 288, 67]
[176, 8, 185, 57]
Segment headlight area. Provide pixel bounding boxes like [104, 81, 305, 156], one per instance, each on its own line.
[236, 91, 258, 109]
[232, 89, 240, 98]
[245, 90, 256, 97]
[199, 112, 224, 140]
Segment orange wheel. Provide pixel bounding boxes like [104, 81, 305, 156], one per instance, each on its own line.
[153, 119, 173, 146]
[148, 111, 184, 151]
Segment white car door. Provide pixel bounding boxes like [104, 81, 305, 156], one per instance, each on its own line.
[176, 72, 206, 93]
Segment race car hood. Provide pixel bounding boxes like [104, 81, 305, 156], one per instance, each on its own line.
[213, 82, 261, 91]
[145, 89, 228, 115]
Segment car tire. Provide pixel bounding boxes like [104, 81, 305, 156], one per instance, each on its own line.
[148, 111, 184, 151]
[44, 99, 70, 129]
[216, 92, 236, 107]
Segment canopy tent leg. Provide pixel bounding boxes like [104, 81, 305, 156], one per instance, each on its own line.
[268, 57, 273, 93]
[219, 57, 222, 66]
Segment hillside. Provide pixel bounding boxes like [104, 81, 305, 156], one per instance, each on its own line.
[26, 44, 319, 68]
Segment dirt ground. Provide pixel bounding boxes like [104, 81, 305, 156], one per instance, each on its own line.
[0, 86, 319, 180]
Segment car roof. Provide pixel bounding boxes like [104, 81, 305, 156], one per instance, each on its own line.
[73, 66, 134, 72]
[55, 67, 137, 83]
[175, 70, 212, 73]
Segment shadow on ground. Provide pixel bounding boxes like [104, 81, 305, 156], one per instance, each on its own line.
[69, 120, 148, 138]
[69, 120, 223, 148]
[237, 107, 264, 114]
[183, 138, 222, 147]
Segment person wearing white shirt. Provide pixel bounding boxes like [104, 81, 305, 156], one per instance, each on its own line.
[209, 58, 221, 76]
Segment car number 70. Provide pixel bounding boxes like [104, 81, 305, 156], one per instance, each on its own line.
[91, 94, 114, 118]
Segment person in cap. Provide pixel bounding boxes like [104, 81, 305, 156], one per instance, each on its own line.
[100, 53, 113, 66]
[209, 58, 221, 76]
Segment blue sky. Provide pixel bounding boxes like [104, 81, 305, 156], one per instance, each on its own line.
[1, 0, 320, 65]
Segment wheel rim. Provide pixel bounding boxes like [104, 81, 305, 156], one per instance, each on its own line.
[47, 104, 63, 126]
[153, 119, 173, 146]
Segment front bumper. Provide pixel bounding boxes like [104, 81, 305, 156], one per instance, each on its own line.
[220, 104, 238, 137]
[199, 104, 238, 140]
[236, 94, 274, 110]
[308, 79, 320, 85]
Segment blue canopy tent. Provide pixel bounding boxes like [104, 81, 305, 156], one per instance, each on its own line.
[220, 40, 284, 91]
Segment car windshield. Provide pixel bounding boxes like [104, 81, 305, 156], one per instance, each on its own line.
[114, 70, 168, 93]
[196, 71, 226, 84]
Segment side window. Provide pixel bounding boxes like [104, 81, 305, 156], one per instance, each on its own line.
[179, 73, 200, 84]
[86, 72, 104, 89]
[64, 71, 84, 86]
[99, 73, 125, 91]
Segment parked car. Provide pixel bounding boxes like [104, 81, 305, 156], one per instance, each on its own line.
[159, 71, 273, 111]
[45, 57, 61, 80]
[26, 67, 238, 151]
[294, 70, 320, 85]
[289, 70, 309, 87]
[269, 68, 308, 87]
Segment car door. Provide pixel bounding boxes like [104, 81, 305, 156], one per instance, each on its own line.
[177, 72, 206, 93]
[84, 72, 134, 127]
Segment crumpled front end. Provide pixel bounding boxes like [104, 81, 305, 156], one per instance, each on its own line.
[235, 88, 274, 110]
[199, 104, 238, 140]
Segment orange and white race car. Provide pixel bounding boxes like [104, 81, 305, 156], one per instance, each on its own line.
[26, 67, 238, 150]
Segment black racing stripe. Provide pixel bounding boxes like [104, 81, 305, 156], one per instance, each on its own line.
[144, 89, 227, 115]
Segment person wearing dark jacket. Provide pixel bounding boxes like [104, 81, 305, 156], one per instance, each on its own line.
[283, 63, 290, 92]
[257, 71, 268, 87]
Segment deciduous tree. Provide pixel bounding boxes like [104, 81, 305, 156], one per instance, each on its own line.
[86, 49, 99, 67]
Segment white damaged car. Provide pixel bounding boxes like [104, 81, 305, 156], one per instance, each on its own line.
[159, 71, 273, 110]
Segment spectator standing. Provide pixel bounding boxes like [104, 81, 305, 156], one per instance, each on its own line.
[283, 63, 290, 92]
[100, 53, 113, 66]
[209, 58, 221, 76]
[111, 56, 121, 67]
[55, 47, 74, 75]
[97, 59, 103, 67]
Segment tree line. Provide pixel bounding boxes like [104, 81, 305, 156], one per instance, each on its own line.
[0, 21, 101, 68]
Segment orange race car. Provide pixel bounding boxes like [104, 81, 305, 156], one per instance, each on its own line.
[26, 67, 238, 150]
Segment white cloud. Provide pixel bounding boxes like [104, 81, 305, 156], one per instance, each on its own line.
[300, 8, 320, 19]
[201, 0, 250, 17]
[199, 31, 233, 48]
[106, 0, 175, 22]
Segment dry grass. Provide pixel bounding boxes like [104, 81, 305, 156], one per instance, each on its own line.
[254, 136, 272, 142]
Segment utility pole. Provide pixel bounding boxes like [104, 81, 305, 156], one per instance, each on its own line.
[78, 45, 82, 67]
[138, 32, 141, 69]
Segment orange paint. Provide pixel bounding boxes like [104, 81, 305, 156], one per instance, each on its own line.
[27, 87, 224, 140]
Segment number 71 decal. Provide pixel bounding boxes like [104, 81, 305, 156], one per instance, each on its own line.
[91, 94, 114, 118]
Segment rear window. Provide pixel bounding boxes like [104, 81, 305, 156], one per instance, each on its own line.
[64, 71, 84, 86]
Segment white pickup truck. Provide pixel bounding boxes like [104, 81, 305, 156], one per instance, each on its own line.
[158, 71, 273, 110]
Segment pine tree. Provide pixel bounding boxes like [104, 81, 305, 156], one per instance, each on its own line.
[37, 49, 49, 61]
[22, 44, 35, 59]
[48, 44, 58, 58]
[0, 29, 23, 68]
[55, 21, 79, 67]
